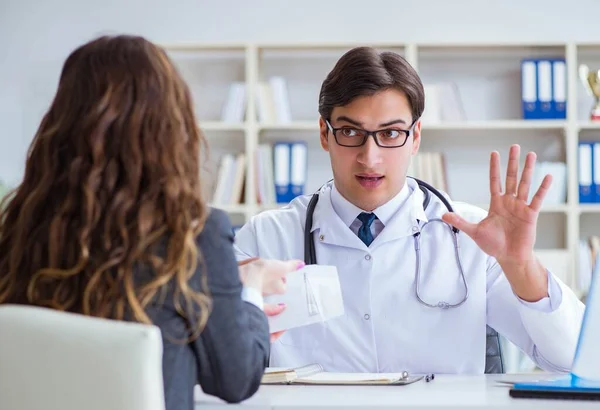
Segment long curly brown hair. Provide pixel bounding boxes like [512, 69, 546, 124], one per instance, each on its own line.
[0, 34, 212, 337]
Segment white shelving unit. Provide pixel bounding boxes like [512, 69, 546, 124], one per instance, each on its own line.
[163, 41, 600, 297]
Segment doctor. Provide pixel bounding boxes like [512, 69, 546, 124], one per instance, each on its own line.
[233, 46, 585, 374]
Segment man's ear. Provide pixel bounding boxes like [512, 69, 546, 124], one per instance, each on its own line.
[410, 120, 422, 156]
[319, 117, 329, 152]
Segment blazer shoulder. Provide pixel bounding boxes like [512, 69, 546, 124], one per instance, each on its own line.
[201, 207, 234, 239]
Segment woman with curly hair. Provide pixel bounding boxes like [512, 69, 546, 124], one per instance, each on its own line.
[0, 34, 300, 410]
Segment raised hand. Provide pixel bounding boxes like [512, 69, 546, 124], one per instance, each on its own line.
[442, 144, 550, 301]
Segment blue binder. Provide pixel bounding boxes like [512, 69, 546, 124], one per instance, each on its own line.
[537, 59, 553, 119]
[273, 142, 293, 203]
[521, 59, 538, 119]
[289, 141, 307, 199]
[579, 142, 595, 203]
[521, 57, 567, 120]
[552, 58, 567, 119]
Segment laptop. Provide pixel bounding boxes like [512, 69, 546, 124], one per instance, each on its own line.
[509, 266, 600, 401]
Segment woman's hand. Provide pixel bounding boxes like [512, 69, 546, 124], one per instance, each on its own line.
[238, 257, 305, 296]
[238, 257, 305, 343]
[264, 303, 286, 342]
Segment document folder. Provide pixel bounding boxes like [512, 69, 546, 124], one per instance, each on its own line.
[509, 375, 600, 401]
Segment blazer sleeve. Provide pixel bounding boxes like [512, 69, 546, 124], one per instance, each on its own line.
[190, 208, 270, 403]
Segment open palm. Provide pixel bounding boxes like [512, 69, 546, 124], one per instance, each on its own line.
[442, 144, 552, 265]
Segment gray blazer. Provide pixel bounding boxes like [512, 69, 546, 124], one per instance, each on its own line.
[141, 208, 269, 410]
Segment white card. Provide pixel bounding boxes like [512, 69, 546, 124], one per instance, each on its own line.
[263, 265, 344, 333]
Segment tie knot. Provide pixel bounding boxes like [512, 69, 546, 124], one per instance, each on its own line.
[357, 212, 377, 228]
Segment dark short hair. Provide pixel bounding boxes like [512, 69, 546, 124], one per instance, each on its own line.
[318, 47, 425, 123]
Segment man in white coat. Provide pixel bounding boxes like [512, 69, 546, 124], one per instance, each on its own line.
[233, 47, 585, 374]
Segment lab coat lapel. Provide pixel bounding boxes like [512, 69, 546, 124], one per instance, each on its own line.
[370, 182, 429, 249]
[310, 187, 367, 251]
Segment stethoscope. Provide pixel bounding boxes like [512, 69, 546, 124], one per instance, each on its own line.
[303, 177, 469, 309]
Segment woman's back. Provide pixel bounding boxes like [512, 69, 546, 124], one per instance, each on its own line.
[0, 34, 272, 410]
[141, 208, 270, 409]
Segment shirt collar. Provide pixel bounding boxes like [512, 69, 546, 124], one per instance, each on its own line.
[330, 181, 412, 228]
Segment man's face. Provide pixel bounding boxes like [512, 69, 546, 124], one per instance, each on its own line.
[319, 89, 421, 211]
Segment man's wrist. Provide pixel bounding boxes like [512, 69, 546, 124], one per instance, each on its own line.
[497, 254, 549, 302]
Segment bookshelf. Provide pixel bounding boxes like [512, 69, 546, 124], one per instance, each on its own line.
[163, 41, 600, 299]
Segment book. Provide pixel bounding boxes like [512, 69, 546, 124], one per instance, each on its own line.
[261, 364, 423, 385]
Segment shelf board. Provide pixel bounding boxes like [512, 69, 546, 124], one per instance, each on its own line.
[578, 204, 600, 213]
[212, 202, 573, 215]
[423, 120, 567, 131]
[259, 42, 405, 50]
[475, 203, 570, 213]
[200, 122, 247, 131]
[209, 204, 250, 213]
[259, 122, 318, 131]
[258, 120, 567, 132]
[161, 43, 247, 51]
[578, 121, 600, 130]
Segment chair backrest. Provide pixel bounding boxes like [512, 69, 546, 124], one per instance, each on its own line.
[0, 304, 165, 410]
[485, 325, 505, 374]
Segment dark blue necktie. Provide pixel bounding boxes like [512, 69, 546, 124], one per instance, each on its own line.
[357, 212, 377, 246]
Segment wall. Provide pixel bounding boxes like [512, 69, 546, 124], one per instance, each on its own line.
[1, 0, 600, 184]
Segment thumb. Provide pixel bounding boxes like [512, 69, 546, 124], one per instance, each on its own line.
[441, 212, 477, 238]
[264, 303, 286, 317]
[288, 260, 306, 272]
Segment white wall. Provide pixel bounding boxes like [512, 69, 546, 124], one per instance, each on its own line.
[1, 0, 600, 184]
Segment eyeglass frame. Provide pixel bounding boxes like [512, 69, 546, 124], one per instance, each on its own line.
[324, 118, 419, 148]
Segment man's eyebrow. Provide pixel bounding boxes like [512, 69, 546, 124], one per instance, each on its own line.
[335, 116, 362, 126]
[379, 119, 408, 127]
[335, 116, 408, 127]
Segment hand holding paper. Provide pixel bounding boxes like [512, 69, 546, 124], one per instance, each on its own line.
[264, 265, 345, 333]
[238, 257, 304, 295]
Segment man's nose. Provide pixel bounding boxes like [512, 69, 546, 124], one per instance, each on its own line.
[357, 135, 382, 167]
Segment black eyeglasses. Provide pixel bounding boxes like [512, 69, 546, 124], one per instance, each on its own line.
[325, 119, 416, 148]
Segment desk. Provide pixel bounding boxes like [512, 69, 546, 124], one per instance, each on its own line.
[194, 374, 599, 409]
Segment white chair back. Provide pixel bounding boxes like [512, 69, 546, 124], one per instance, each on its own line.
[0, 304, 165, 410]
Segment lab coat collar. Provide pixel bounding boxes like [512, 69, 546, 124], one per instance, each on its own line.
[310, 178, 429, 249]
[330, 181, 411, 228]
[310, 184, 367, 249]
[368, 178, 429, 248]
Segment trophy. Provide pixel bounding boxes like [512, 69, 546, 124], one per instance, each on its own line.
[579, 64, 600, 121]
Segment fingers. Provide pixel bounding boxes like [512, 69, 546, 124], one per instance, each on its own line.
[270, 330, 285, 343]
[265, 303, 287, 342]
[530, 174, 553, 212]
[441, 212, 477, 238]
[238, 257, 260, 266]
[505, 144, 520, 196]
[489, 151, 502, 197]
[287, 260, 306, 273]
[517, 151, 536, 201]
[260, 259, 305, 296]
[264, 303, 286, 316]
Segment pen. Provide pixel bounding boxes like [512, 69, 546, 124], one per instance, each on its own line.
[425, 373, 435, 382]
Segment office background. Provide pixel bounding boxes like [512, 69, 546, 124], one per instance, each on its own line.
[1, 0, 600, 373]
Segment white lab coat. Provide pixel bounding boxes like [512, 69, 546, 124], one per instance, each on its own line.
[233, 179, 585, 374]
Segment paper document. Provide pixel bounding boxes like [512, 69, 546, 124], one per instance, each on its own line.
[293, 372, 416, 385]
[262, 365, 422, 385]
[263, 265, 344, 333]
